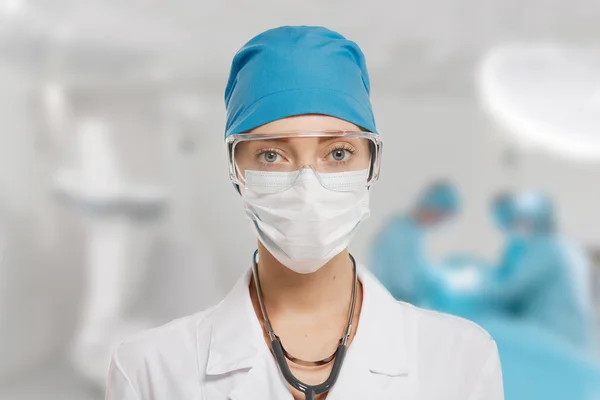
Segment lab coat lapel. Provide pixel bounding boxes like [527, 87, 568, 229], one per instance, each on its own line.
[229, 349, 293, 400]
[204, 269, 292, 400]
[325, 344, 387, 400]
[204, 270, 261, 376]
[328, 268, 414, 400]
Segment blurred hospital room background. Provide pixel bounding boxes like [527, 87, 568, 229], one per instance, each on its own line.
[0, 0, 599, 399]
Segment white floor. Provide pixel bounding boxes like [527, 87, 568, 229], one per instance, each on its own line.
[0, 357, 103, 400]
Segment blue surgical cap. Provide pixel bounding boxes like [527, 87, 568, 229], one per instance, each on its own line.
[224, 26, 377, 137]
[416, 181, 460, 214]
[492, 191, 555, 234]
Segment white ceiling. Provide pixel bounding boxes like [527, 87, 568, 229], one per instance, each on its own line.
[0, 0, 599, 94]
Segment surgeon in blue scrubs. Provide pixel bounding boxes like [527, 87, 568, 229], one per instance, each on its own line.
[488, 191, 595, 350]
[480, 192, 600, 399]
[369, 181, 459, 305]
[416, 191, 600, 399]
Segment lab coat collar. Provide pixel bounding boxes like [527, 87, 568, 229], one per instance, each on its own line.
[204, 265, 410, 394]
[356, 268, 411, 377]
[204, 269, 263, 375]
[324, 269, 411, 400]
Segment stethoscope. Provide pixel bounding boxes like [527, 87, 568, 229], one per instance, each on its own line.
[252, 250, 358, 400]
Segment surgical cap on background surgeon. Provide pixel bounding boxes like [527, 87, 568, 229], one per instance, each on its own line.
[414, 181, 460, 216]
[492, 191, 555, 235]
[492, 192, 554, 281]
[224, 26, 377, 136]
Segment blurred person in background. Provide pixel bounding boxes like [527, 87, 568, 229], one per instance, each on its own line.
[474, 192, 600, 399]
[412, 190, 596, 351]
[369, 181, 460, 305]
[373, 188, 600, 399]
[486, 191, 596, 351]
[105, 26, 503, 400]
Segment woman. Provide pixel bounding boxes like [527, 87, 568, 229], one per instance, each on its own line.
[106, 26, 503, 400]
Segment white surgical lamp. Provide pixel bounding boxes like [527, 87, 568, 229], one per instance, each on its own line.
[478, 44, 600, 163]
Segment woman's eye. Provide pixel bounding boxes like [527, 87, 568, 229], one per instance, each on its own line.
[329, 149, 349, 161]
[261, 151, 280, 163]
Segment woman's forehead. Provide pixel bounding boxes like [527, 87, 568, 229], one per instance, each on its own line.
[249, 115, 361, 134]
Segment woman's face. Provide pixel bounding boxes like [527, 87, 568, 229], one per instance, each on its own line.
[233, 114, 376, 273]
[233, 115, 372, 188]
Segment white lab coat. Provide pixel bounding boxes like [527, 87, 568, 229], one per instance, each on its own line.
[106, 267, 503, 400]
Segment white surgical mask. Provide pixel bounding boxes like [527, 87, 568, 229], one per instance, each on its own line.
[242, 168, 370, 274]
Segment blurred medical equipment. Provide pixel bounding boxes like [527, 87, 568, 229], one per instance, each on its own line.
[53, 117, 168, 386]
[0, 67, 85, 381]
[50, 94, 225, 387]
[370, 181, 459, 304]
[424, 254, 498, 319]
[0, 3, 224, 388]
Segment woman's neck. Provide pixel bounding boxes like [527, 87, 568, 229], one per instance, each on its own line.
[253, 244, 356, 318]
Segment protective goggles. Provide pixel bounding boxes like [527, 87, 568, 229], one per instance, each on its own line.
[226, 131, 382, 192]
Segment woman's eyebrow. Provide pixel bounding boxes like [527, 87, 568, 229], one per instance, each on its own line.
[318, 136, 351, 144]
[251, 138, 291, 145]
[318, 136, 362, 145]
